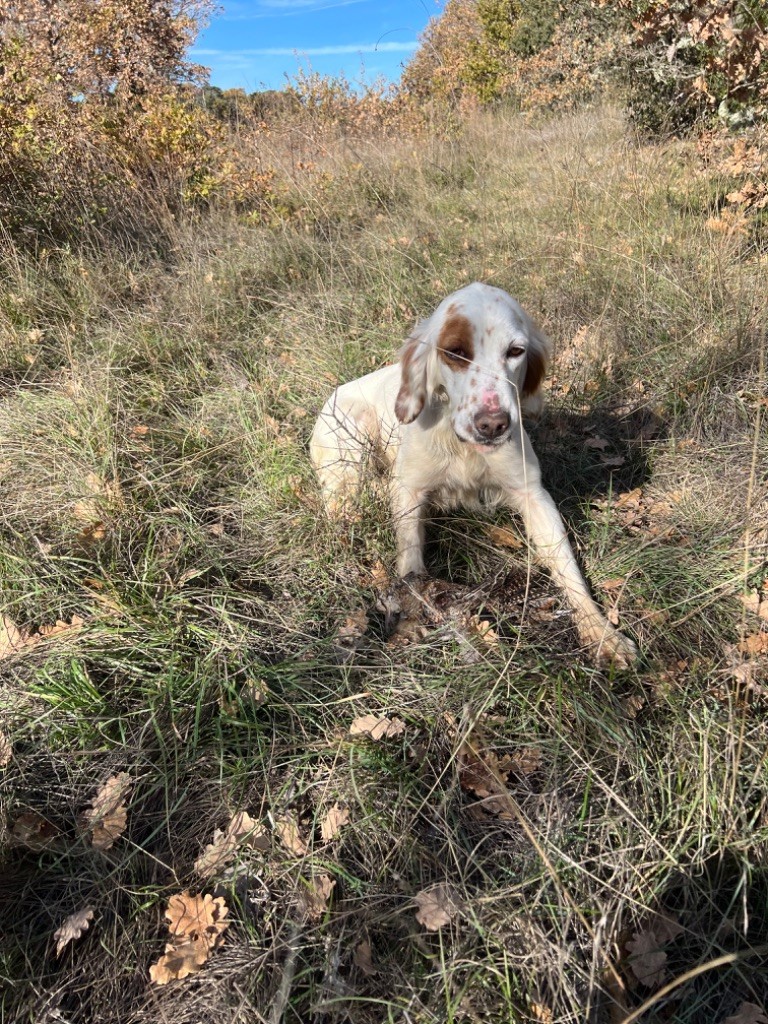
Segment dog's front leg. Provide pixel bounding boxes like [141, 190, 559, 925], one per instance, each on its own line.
[392, 482, 429, 578]
[506, 484, 638, 667]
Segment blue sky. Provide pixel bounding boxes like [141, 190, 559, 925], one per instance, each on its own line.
[192, 0, 437, 94]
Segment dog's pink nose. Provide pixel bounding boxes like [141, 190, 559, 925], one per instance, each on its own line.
[474, 408, 510, 440]
[481, 390, 501, 411]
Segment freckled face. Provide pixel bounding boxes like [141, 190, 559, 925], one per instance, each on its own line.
[434, 299, 530, 447]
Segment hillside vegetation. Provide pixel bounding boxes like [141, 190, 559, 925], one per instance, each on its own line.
[1, 3, 768, 1024]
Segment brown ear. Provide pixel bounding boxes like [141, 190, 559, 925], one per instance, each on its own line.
[520, 320, 551, 418]
[395, 326, 429, 424]
[522, 346, 546, 397]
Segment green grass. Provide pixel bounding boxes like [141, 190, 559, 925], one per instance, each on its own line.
[1, 104, 767, 1023]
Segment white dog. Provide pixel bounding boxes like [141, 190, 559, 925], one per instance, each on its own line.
[310, 282, 637, 666]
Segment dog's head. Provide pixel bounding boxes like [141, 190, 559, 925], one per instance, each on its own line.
[395, 283, 551, 450]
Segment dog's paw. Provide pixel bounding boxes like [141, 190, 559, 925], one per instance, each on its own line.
[576, 614, 638, 669]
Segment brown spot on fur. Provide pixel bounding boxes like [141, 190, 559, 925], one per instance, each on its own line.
[395, 334, 426, 423]
[523, 346, 546, 396]
[437, 313, 475, 372]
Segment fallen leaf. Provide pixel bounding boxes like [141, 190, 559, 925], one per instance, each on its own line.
[507, 746, 542, 775]
[485, 524, 523, 549]
[0, 615, 27, 658]
[149, 891, 229, 985]
[11, 811, 61, 850]
[274, 813, 309, 856]
[584, 436, 609, 450]
[194, 811, 269, 878]
[38, 614, 85, 639]
[741, 593, 768, 621]
[601, 455, 626, 468]
[0, 729, 11, 767]
[54, 907, 94, 956]
[414, 883, 460, 931]
[320, 803, 350, 842]
[724, 1003, 768, 1024]
[298, 873, 335, 920]
[73, 472, 121, 526]
[349, 714, 406, 741]
[625, 928, 668, 987]
[354, 938, 377, 975]
[623, 694, 645, 719]
[337, 610, 369, 643]
[469, 615, 499, 646]
[84, 773, 132, 850]
[738, 633, 768, 656]
[530, 1003, 554, 1023]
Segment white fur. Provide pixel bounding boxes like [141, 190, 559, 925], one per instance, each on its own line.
[310, 282, 637, 665]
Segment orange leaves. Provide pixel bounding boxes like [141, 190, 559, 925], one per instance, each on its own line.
[149, 892, 229, 985]
[83, 773, 132, 851]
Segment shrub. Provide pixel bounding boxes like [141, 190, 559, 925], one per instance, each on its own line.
[626, 0, 768, 135]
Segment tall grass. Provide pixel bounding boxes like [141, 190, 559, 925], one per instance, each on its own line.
[1, 104, 766, 1023]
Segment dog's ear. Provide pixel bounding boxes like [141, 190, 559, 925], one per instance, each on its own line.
[521, 319, 552, 416]
[395, 321, 430, 424]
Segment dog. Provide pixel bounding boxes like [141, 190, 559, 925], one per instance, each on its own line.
[310, 282, 637, 666]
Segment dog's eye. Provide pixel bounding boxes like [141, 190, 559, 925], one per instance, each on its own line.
[506, 345, 525, 359]
[446, 348, 469, 362]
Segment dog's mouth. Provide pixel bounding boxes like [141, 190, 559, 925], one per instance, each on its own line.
[455, 431, 509, 452]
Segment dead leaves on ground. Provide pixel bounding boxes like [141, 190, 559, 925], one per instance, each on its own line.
[149, 891, 229, 985]
[194, 811, 269, 878]
[0, 612, 85, 661]
[349, 713, 406, 741]
[623, 913, 684, 989]
[320, 802, 350, 841]
[83, 773, 132, 850]
[414, 883, 460, 931]
[724, 1005, 768, 1024]
[596, 485, 682, 539]
[455, 716, 542, 822]
[297, 873, 336, 921]
[54, 908, 94, 956]
[11, 810, 62, 850]
[11, 773, 132, 854]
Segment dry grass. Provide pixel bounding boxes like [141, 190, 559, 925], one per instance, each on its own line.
[1, 104, 767, 1024]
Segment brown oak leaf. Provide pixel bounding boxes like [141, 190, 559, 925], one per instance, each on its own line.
[149, 891, 229, 985]
[320, 803, 350, 841]
[274, 813, 309, 856]
[414, 883, 460, 931]
[298, 873, 336, 921]
[84, 773, 132, 850]
[194, 811, 269, 878]
[625, 928, 668, 987]
[54, 907, 95, 956]
[354, 938, 377, 975]
[349, 714, 406, 740]
[11, 811, 61, 850]
[724, 1003, 768, 1024]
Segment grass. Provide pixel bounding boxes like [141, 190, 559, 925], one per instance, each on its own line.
[1, 103, 767, 1023]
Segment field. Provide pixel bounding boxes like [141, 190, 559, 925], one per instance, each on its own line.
[1, 104, 767, 1023]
